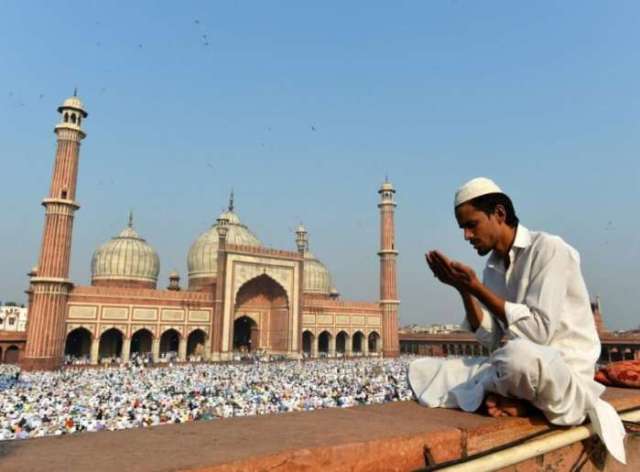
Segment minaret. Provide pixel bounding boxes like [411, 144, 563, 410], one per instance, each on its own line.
[211, 214, 229, 360]
[295, 223, 308, 255]
[378, 179, 400, 357]
[592, 296, 608, 337]
[23, 93, 88, 371]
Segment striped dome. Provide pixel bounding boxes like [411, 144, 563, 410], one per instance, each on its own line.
[187, 208, 261, 283]
[91, 220, 160, 285]
[303, 251, 333, 295]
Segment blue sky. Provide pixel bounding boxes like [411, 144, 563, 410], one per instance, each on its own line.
[0, 1, 638, 329]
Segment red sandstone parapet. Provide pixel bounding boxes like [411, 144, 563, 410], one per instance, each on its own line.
[225, 243, 303, 260]
[71, 285, 214, 302]
[1, 388, 638, 472]
[303, 298, 381, 311]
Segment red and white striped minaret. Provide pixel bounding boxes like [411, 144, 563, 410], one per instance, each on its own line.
[22, 93, 88, 371]
[378, 179, 400, 357]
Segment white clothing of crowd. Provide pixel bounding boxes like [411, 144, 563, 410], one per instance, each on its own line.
[0, 358, 414, 441]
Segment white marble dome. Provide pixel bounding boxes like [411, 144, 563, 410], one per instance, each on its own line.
[303, 250, 333, 295]
[58, 94, 88, 117]
[91, 220, 160, 285]
[187, 208, 261, 282]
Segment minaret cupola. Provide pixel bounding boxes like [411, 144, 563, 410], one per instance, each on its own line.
[56, 89, 88, 139]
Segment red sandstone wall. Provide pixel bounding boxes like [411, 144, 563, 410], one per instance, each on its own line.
[92, 279, 156, 290]
[235, 275, 290, 351]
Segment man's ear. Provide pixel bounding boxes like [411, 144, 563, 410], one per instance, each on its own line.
[493, 204, 507, 224]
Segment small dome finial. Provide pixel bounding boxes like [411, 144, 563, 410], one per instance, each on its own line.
[295, 222, 309, 253]
[128, 210, 134, 228]
[228, 189, 234, 212]
[73, 87, 78, 97]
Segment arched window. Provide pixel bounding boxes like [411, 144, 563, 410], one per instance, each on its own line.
[65, 327, 92, 362]
[71, 114, 77, 124]
[187, 329, 206, 359]
[4, 345, 19, 363]
[64, 112, 69, 122]
[302, 331, 314, 355]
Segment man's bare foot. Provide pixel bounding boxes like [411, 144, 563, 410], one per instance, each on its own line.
[484, 393, 530, 418]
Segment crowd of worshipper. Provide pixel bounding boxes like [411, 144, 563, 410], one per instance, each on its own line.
[63, 350, 283, 367]
[0, 357, 415, 441]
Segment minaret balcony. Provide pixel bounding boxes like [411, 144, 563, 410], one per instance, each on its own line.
[41, 197, 80, 211]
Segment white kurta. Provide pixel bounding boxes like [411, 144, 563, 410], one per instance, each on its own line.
[409, 225, 626, 463]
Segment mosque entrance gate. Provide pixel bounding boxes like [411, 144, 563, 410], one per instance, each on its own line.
[233, 316, 259, 352]
[223, 253, 301, 358]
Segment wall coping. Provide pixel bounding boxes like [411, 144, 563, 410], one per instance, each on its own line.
[1, 387, 638, 471]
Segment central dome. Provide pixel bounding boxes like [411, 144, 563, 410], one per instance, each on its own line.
[187, 206, 261, 287]
[295, 224, 335, 296]
[91, 216, 160, 288]
[303, 250, 333, 295]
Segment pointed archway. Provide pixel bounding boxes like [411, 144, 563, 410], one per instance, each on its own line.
[352, 331, 365, 354]
[368, 331, 380, 354]
[99, 328, 123, 361]
[131, 329, 153, 357]
[187, 329, 207, 359]
[4, 345, 19, 364]
[65, 327, 92, 361]
[235, 274, 289, 352]
[302, 331, 314, 356]
[160, 329, 180, 359]
[336, 331, 349, 355]
[233, 316, 258, 352]
[318, 331, 331, 356]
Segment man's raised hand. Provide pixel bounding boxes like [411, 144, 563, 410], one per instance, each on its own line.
[426, 250, 480, 292]
[449, 260, 480, 291]
[426, 250, 460, 289]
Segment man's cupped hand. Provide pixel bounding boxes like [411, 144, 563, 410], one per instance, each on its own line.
[425, 250, 479, 292]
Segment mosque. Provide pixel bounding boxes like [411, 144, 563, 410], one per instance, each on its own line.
[21, 95, 400, 370]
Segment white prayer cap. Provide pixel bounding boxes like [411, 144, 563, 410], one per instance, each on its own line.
[454, 177, 502, 207]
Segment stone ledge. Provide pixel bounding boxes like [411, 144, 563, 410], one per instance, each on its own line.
[0, 388, 639, 472]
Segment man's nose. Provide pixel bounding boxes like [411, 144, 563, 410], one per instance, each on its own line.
[463, 229, 473, 241]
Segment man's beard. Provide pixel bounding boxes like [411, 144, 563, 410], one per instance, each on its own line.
[477, 246, 491, 256]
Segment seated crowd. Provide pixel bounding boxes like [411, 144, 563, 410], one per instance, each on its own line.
[0, 358, 414, 441]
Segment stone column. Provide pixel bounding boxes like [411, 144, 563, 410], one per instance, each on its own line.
[363, 336, 369, 356]
[152, 338, 160, 363]
[311, 335, 318, 358]
[204, 336, 212, 361]
[345, 336, 352, 357]
[122, 337, 131, 363]
[329, 335, 336, 357]
[178, 336, 187, 362]
[90, 337, 99, 365]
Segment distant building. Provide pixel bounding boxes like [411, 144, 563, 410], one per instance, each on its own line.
[0, 305, 27, 332]
[400, 300, 640, 363]
[0, 305, 27, 363]
[401, 323, 462, 334]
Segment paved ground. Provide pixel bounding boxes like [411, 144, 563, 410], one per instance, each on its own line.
[0, 388, 639, 472]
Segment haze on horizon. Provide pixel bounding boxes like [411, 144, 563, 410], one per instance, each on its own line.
[0, 1, 638, 330]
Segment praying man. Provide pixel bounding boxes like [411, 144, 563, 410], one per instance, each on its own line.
[408, 177, 626, 463]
